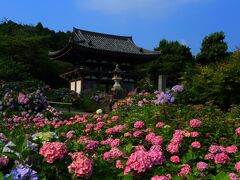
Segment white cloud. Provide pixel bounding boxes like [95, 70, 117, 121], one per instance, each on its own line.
[76, 0, 204, 18]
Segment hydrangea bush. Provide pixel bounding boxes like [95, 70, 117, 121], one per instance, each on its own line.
[0, 86, 239, 179]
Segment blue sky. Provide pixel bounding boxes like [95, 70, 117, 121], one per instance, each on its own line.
[1, 0, 240, 54]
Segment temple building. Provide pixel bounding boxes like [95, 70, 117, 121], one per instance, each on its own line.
[49, 28, 160, 94]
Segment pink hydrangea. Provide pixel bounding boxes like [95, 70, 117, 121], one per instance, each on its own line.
[116, 160, 124, 169]
[170, 155, 180, 164]
[145, 132, 156, 142]
[68, 152, 93, 178]
[235, 127, 240, 136]
[110, 139, 121, 148]
[133, 130, 143, 138]
[124, 150, 153, 175]
[77, 136, 90, 144]
[138, 100, 144, 106]
[148, 147, 165, 165]
[191, 141, 201, 149]
[103, 114, 109, 119]
[85, 123, 94, 130]
[189, 119, 202, 128]
[151, 136, 163, 145]
[101, 138, 113, 145]
[134, 145, 146, 151]
[190, 131, 200, 138]
[225, 145, 238, 154]
[105, 124, 125, 135]
[96, 117, 102, 121]
[124, 132, 132, 137]
[170, 136, 183, 144]
[150, 145, 162, 152]
[209, 145, 225, 154]
[95, 122, 105, 130]
[39, 142, 67, 163]
[204, 153, 215, 161]
[166, 143, 180, 154]
[111, 116, 119, 122]
[0, 156, 9, 167]
[134, 121, 145, 129]
[66, 130, 75, 139]
[151, 175, 170, 180]
[196, 162, 208, 172]
[228, 173, 238, 180]
[178, 164, 191, 177]
[85, 140, 99, 151]
[214, 153, 230, 164]
[156, 122, 165, 128]
[235, 161, 240, 173]
[103, 147, 124, 161]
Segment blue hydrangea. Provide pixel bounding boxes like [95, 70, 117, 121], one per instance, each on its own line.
[5, 164, 38, 180]
[154, 91, 175, 105]
[171, 85, 184, 93]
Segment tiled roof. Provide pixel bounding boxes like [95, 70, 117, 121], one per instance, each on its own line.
[72, 28, 158, 55]
[49, 27, 160, 60]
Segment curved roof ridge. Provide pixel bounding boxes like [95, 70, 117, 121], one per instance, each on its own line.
[73, 27, 133, 41]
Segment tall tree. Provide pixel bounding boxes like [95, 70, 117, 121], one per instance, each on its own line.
[196, 32, 228, 64]
[143, 39, 193, 88]
[0, 20, 72, 87]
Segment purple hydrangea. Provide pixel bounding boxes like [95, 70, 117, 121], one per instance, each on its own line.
[5, 164, 38, 180]
[171, 85, 184, 93]
[18, 93, 30, 105]
[154, 91, 175, 105]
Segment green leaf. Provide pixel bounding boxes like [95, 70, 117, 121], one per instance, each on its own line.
[2, 152, 20, 161]
[0, 171, 4, 180]
[213, 172, 230, 180]
[125, 143, 133, 154]
[122, 175, 133, 180]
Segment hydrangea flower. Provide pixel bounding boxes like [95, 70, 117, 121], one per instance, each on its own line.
[116, 160, 124, 169]
[151, 175, 170, 180]
[225, 145, 238, 154]
[156, 122, 165, 128]
[204, 153, 215, 161]
[68, 152, 93, 178]
[5, 164, 38, 180]
[124, 150, 153, 175]
[235, 127, 240, 136]
[214, 153, 230, 164]
[0, 156, 9, 167]
[154, 91, 175, 105]
[189, 119, 202, 128]
[39, 142, 67, 163]
[171, 85, 184, 93]
[134, 121, 145, 129]
[178, 164, 191, 177]
[235, 161, 240, 173]
[170, 155, 180, 164]
[103, 147, 124, 161]
[196, 162, 208, 172]
[32, 132, 58, 142]
[96, 109, 102, 115]
[228, 173, 238, 180]
[208, 145, 225, 154]
[191, 141, 201, 149]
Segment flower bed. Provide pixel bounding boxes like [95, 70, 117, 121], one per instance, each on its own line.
[0, 87, 239, 179]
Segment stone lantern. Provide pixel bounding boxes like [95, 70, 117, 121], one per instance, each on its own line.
[111, 64, 123, 91]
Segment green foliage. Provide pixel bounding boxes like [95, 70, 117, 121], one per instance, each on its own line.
[177, 49, 240, 109]
[79, 95, 99, 112]
[138, 39, 193, 88]
[196, 32, 228, 64]
[0, 20, 72, 87]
